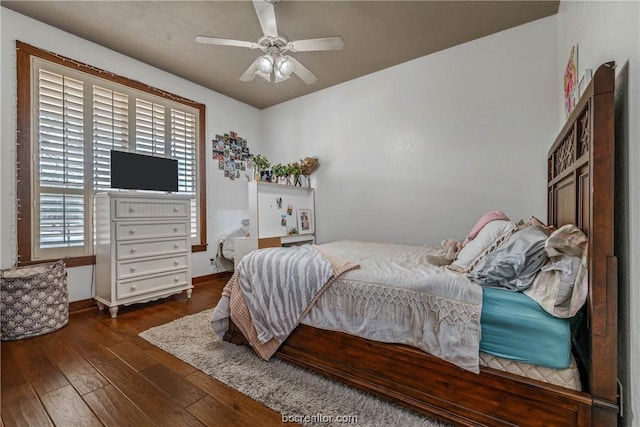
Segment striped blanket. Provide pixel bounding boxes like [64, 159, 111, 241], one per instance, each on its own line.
[211, 245, 359, 360]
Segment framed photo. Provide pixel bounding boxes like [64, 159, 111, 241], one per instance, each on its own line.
[579, 68, 593, 96]
[297, 208, 313, 234]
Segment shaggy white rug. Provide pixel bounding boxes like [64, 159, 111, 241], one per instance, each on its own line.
[139, 309, 450, 427]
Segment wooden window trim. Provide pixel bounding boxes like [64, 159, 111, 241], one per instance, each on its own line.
[16, 41, 207, 267]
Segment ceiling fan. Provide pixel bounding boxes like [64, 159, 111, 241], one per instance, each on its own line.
[195, 0, 345, 84]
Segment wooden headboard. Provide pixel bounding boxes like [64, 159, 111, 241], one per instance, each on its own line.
[547, 62, 618, 423]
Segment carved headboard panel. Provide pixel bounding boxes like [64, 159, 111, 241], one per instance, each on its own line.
[548, 100, 592, 235]
[547, 62, 617, 421]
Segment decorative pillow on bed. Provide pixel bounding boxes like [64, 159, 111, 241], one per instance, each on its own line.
[467, 224, 550, 291]
[432, 238, 463, 266]
[524, 224, 588, 318]
[449, 220, 516, 273]
[462, 210, 510, 247]
[527, 216, 556, 233]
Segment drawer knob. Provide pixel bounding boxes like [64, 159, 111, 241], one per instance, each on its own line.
[174, 244, 179, 249]
[131, 284, 137, 291]
[129, 229, 136, 234]
[130, 248, 137, 254]
[174, 276, 180, 282]
[173, 227, 178, 233]
[130, 266, 136, 272]
[128, 207, 135, 213]
[173, 207, 179, 212]
[174, 260, 179, 266]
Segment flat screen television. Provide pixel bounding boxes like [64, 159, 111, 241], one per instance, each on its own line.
[110, 150, 179, 192]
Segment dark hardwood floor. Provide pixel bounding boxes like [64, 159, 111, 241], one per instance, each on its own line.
[1, 274, 293, 426]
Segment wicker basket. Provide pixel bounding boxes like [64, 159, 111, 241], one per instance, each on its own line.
[1, 260, 68, 341]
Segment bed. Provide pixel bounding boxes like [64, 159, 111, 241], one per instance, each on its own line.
[219, 62, 618, 426]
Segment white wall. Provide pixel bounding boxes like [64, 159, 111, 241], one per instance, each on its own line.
[261, 16, 558, 247]
[0, 7, 262, 300]
[557, 2, 640, 425]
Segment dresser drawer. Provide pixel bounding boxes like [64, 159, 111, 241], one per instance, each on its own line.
[117, 254, 188, 280]
[116, 221, 188, 241]
[116, 238, 188, 260]
[117, 270, 189, 300]
[114, 198, 190, 219]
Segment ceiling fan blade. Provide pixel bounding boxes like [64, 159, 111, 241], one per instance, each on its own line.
[289, 36, 345, 52]
[252, 0, 278, 38]
[239, 61, 258, 81]
[289, 57, 317, 84]
[195, 36, 258, 49]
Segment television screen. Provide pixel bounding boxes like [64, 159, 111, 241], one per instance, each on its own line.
[110, 150, 179, 192]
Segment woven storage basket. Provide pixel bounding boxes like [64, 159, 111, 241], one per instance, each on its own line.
[1, 260, 68, 341]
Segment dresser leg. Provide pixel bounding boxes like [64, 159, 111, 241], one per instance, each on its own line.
[108, 306, 119, 318]
[96, 301, 105, 311]
[187, 289, 193, 299]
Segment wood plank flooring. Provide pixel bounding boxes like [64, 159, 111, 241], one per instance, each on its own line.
[1, 274, 294, 426]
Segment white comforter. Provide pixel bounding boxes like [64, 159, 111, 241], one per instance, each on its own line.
[301, 241, 484, 373]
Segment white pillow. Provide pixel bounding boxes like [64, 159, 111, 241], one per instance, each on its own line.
[450, 220, 515, 272]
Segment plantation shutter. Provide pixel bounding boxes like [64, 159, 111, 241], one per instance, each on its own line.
[27, 55, 204, 263]
[93, 85, 129, 190]
[171, 109, 198, 239]
[35, 69, 86, 256]
[136, 99, 166, 156]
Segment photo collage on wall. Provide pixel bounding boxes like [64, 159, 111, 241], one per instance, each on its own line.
[212, 131, 252, 181]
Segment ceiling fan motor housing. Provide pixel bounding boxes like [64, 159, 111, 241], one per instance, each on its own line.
[258, 35, 289, 54]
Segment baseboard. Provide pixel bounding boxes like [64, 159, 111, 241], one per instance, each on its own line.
[69, 298, 96, 313]
[192, 271, 233, 285]
[68, 271, 232, 313]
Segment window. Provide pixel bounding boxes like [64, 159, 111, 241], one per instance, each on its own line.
[17, 42, 207, 266]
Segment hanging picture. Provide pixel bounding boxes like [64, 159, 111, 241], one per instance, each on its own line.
[212, 131, 254, 181]
[297, 208, 313, 234]
[564, 45, 579, 118]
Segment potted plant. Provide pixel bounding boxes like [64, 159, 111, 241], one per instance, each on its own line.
[287, 161, 302, 186]
[251, 154, 270, 181]
[299, 156, 319, 187]
[271, 163, 287, 184]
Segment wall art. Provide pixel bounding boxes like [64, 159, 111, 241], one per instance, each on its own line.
[212, 131, 252, 181]
[564, 45, 578, 118]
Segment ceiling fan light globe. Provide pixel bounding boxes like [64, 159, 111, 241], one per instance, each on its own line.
[274, 68, 291, 83]
[275, 56, 294, 77]
[256, 55, 274, 74]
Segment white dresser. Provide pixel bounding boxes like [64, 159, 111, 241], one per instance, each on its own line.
[95, 192, 193, 318]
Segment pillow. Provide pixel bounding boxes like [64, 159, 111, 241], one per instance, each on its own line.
[527, 216, 556, 233]
[462, 210, 510, 246]
[523, 224, 588, 318]
[450, 220, 516, 272]
[467, 224, 550, 291]
[433, 238, 463, 265]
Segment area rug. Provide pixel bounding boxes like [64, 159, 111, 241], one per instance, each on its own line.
[139, 309, 449, 427]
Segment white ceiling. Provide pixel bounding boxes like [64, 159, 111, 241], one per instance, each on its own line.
[2, 0, 559, 109]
